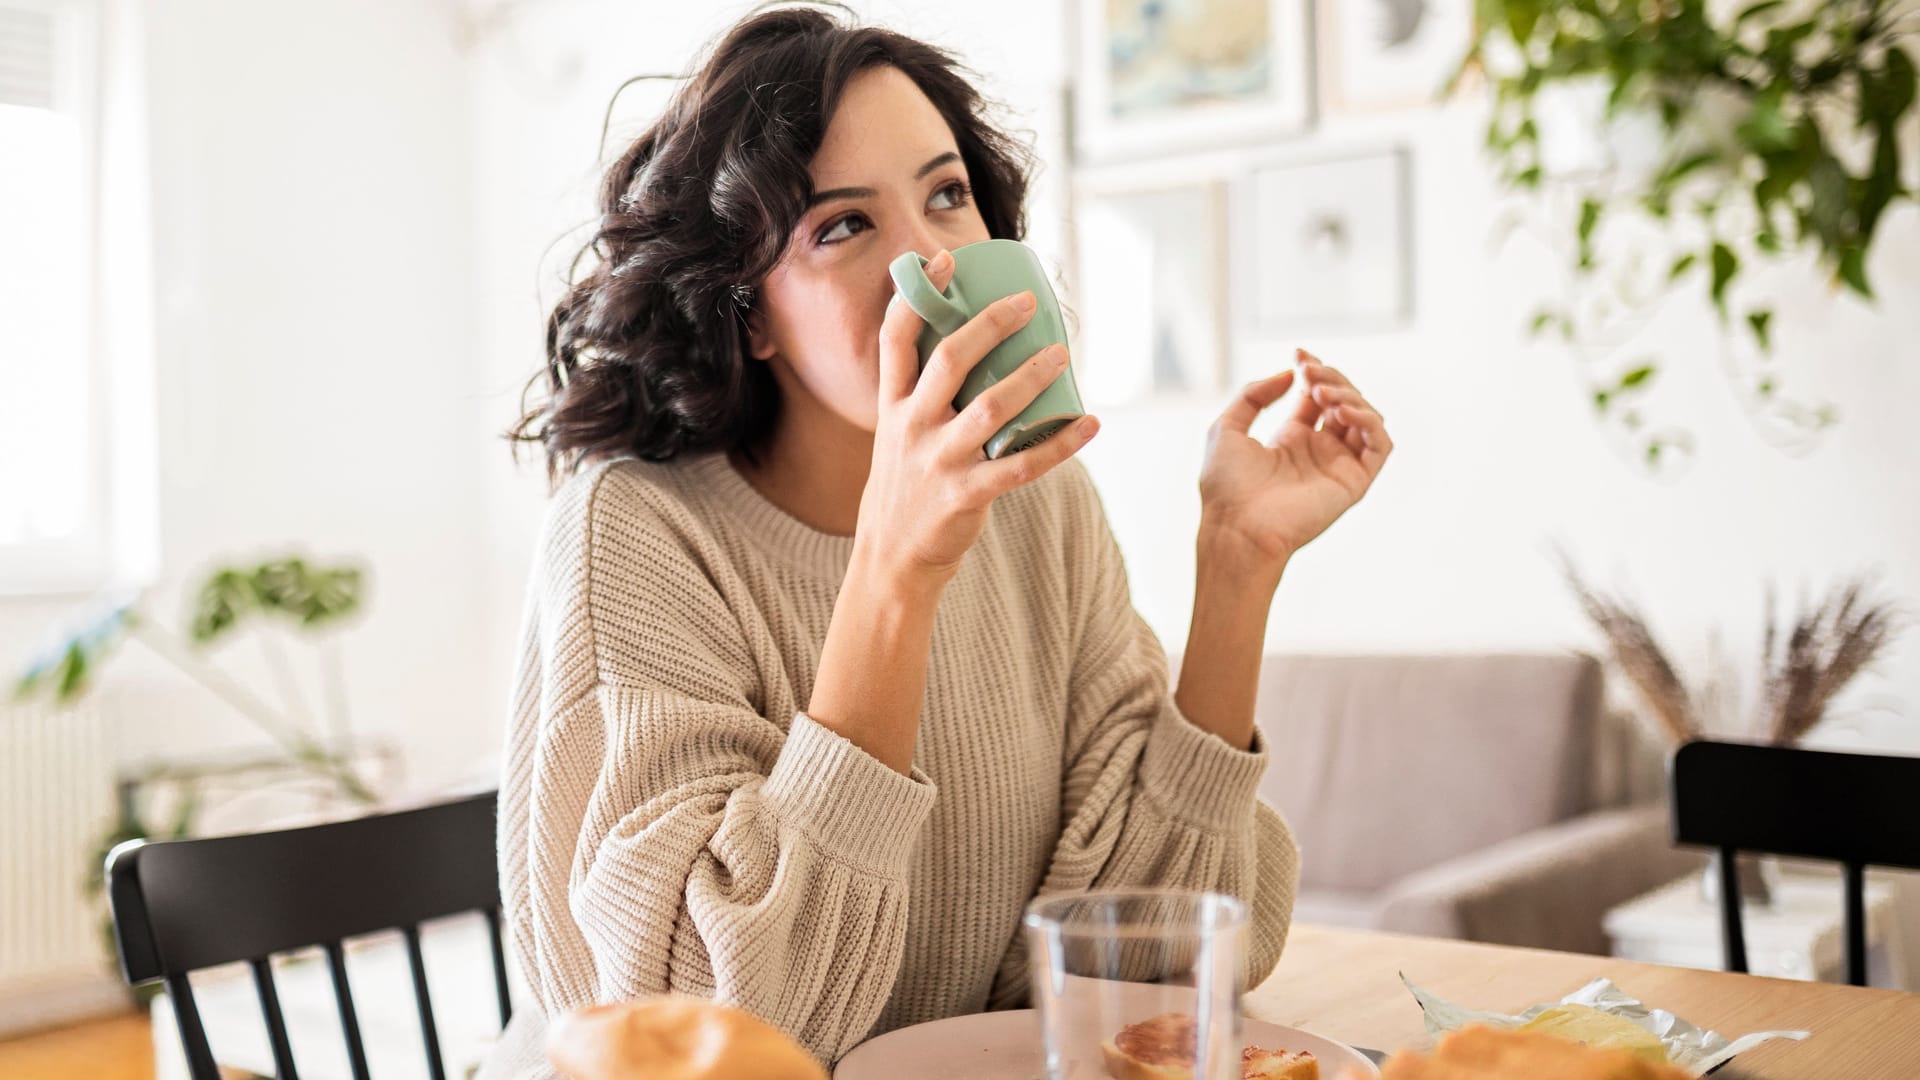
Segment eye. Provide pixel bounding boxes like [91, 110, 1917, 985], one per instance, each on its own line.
[931, 180, 973, 211]
[816, 212, 869, 245]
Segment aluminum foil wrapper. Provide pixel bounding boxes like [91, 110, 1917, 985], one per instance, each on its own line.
[1401, 975, 1809, 1076]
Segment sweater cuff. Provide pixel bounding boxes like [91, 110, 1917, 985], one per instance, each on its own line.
[1138, 711, 1269, 833]
[762, 712, 938, 873]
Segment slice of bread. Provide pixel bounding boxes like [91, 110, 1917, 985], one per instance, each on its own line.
[1373, 1024, 1693, 1080]
[1242, 1045, 1319, 1079]
[1103, 1012, 1199, 1080]
[1099, 1013, 1323, 1080]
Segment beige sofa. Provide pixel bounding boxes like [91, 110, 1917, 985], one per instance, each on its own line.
[1244, 653, 1700, 956]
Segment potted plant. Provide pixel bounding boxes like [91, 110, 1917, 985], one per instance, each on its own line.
[1460, 0, 1917, 464]
[14, 554, 393, 989]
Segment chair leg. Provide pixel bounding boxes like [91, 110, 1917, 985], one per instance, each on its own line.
[1717, 846, 1748, 974]
[1844, 862, 1868, 987]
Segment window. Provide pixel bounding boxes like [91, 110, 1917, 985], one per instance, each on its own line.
[1, 0, 147, 594]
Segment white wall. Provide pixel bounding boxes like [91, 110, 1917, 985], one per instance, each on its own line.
[2, 0, 497, 789]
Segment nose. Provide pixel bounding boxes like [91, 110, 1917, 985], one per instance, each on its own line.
[897, 217, 946, 268]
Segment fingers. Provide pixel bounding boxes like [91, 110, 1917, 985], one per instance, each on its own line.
[912, 288, 1039, 421]
[970, 415, 1101, 500]
[1215, 369, 1296, 438]
[947, 342, 1072, 458]
[1300, 384, 1394, 473]
[879, 249, 956, 403]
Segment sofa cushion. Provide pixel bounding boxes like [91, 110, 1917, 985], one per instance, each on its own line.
[1290, 889, 1388, 930]
[1251, 653, 1603, 892]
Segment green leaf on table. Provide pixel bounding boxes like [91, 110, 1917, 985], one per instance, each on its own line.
[1593, 388, 1612, 413]
[1669, 253, 1697, 281]
[1747, 309, 1774, 352]
[1756, 230, 1782, 254]
[1619, 363, 1656, 390]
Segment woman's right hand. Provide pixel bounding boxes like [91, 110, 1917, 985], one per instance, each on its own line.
[859, 248, 1101, 592]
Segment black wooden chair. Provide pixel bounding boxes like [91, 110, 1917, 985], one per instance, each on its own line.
[1670, 740, 1920, 986]
[106, 792, 511, 1080]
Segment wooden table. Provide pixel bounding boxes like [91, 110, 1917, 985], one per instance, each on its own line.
[1248, 924, 1920, 1078]
[8, 925, 1919, 1079]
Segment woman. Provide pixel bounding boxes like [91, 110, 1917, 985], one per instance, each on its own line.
[486, 6, 1392, 1076]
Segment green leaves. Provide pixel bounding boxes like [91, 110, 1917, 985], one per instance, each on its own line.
[1838, 245, 1872, 298]
[1710, 242, 1739, 313]
[1469, 0, 1908, 452]
[14, 600, 139, 704]
[190, 557, 365, 645]
[1577, 198, 1603, 269]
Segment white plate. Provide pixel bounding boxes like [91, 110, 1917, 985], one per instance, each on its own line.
[835, 1009, 1381, 1080]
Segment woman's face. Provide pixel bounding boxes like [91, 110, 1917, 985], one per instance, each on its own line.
[748, 65, 992, 435]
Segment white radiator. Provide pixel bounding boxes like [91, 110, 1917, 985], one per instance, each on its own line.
[0, 696, 126, 1035]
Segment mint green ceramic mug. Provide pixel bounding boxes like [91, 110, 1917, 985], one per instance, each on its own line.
[888, 239, 1085, 459]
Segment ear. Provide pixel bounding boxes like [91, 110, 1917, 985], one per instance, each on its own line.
[744, 304, 775, 362]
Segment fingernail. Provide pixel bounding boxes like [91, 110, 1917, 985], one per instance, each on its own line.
[1048, 344, 1069, 368]
[1012, 291, 1036, 313]
[1079, 416, 1100, 439]
[928, 250, 952, 272]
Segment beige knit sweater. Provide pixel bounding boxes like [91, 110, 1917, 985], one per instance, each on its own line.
[479, 453, 1299, 1079]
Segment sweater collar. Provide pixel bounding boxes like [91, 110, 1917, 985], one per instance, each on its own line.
[684, 453, 856, 581]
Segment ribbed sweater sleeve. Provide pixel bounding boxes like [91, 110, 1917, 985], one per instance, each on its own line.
[986, 466, 1300, 1006]
[500, 463, 936, 1065]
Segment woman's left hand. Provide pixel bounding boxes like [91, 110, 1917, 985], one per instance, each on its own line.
[1198, 348, 1392, 572]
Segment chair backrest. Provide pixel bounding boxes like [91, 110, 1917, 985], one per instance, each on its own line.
[1670, 740, 1920, 986]
[107, 791, 510, 1080]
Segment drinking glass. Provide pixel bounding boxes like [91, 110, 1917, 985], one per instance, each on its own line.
[1024, 889, 1248, 1080]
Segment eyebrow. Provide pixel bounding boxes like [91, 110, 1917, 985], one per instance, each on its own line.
[806, 151, 963, 209]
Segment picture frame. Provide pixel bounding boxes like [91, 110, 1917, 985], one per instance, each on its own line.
[1317, 0, 1477, 114]
[1074, 0, 1314, 164]
[1235, 147, 1414, 344]
[1069, 174, 1230, 405]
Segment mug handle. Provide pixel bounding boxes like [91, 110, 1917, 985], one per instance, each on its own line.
[888, 251, 970, 337]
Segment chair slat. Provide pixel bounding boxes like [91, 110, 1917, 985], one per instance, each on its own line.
[486, 906, 513, 1027]
[404, 924, 448, 1080]
[1845, 862, 1868, 987]
[166, 971, 222, 1080]
[1715, 846, 1748, 975]
[326, 941, 373, 1080]
[250, 956, 300, 1080]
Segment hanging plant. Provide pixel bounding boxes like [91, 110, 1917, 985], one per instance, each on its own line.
[1460, 0, 1918, 463]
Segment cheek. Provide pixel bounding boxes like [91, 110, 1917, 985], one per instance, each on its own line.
[765, 265, 896, 415]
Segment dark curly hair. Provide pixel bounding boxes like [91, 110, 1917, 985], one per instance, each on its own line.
[508, 4, 1037, 483]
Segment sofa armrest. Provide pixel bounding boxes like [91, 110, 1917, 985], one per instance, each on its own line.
[1371, 804, 1704, 956]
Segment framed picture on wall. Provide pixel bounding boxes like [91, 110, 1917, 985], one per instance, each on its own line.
[1074, 0, 1313, 164]
[1070, 177, 1229, 404]
[1237, 147, 1413, 341]
[1317, 0, 1476, 113]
